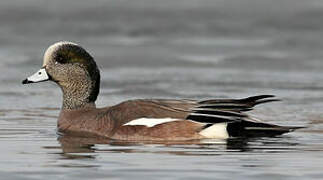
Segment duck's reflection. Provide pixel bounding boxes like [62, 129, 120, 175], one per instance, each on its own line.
[57, 134, 300, 159]
[58, 135, 106, 154]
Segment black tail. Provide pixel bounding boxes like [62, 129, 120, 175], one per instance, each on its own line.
[226, 121, 304, 137]
[187, 95, 279, 123]
[197, 95, 280, 112]
[186, 95, 303, 137]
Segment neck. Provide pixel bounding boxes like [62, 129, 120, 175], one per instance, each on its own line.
[62, 98, 96, 110]
[60, 80, 97, 110]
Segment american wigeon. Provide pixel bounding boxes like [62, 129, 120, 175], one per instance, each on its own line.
[22, 41, 301, 141]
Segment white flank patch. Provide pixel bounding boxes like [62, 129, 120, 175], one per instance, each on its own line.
[199, 123, 229, 139]
[123, 118, 179, 127]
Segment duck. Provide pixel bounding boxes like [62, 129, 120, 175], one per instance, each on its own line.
[22, 41, 301, 141]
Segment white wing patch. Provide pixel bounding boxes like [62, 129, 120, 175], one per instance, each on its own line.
[199, 123, 229, 139]
[123, 118, 180, 127]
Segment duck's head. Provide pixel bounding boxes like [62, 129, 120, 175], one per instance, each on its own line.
[23, 41, 100, 109]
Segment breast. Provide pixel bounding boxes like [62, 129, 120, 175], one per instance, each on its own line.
[57, 108, 114, 137]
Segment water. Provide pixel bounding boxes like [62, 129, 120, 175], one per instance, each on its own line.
[1, 0, 323, 179]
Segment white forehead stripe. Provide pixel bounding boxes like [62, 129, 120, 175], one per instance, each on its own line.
[43, 41, 79, 66]
[123, 118, 180, 127]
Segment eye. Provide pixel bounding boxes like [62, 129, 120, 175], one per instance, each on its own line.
[56, 55, 66, 64]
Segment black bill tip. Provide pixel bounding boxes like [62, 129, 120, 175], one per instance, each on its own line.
[22, 79, 32, 84]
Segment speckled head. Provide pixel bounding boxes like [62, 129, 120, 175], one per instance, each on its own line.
[43, 42, 97, 73]
[23, 41, 101, 109]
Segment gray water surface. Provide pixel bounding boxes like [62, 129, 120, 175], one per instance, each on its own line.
[1, 0, 323, 179]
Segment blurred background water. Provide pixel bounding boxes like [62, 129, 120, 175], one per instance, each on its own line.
[1, 0, 323, 179]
